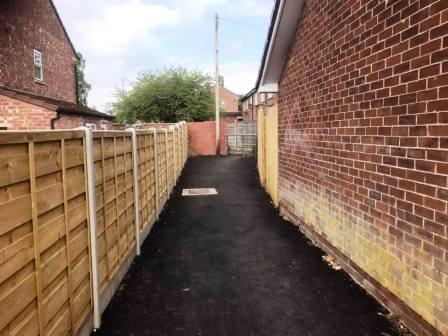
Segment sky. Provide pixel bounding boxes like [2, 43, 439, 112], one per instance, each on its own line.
[53, 0, 274, 111]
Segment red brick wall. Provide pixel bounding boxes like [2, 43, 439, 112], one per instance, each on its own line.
[219, 86, 239, 112]
[54, 115, 112, 130]
[278, 1, 447, 335]
[187, 121, 228, 156]
[0, 0, 77, 103]
[0, 94, 111, 130]
[0, 94, 55, 129]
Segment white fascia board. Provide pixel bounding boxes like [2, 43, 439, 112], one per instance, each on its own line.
[259, 0, 286, 90]
[259, 0, 305, 90]
[258, 83, 279, 93]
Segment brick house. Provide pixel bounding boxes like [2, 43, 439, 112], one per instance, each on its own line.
[213, 77, 240, 112]
[255, 0, 448, 335]
[222, 111, 243, 123]
[0, 0, 113, 130]
[240, 89, 278, 121]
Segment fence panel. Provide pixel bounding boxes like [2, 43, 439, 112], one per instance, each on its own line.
[257, 106, 278, 206]
[92, 132, 135, 299]
[0, 122, 188, 336]
[183, 122, 188, 163]
[157, 130, 168, 206]
[257, 108, 266, 186]
[0, 131, 93, 336]
[176, 126, 182, 177]
[166, 130, 175, 189]
[136, 131, 156, 233]
[264, 106, 278, 206]
[228, 121, 257, 156]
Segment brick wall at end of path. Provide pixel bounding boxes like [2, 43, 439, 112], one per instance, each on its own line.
[277, 0, 448, 335]
[187, 120, 228, 156]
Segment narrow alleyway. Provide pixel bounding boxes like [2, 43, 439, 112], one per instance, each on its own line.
[96, 157, 404, 336]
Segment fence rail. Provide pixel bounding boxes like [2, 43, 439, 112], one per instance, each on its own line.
[0, 122, 188, 336]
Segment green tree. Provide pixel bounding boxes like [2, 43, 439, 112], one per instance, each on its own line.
[113, 67, 214, 123]
[75, 52, 91, 107]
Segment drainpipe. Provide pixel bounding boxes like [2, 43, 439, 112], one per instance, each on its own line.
[50, 110, 62, 129]
[74, 62, 80, 106]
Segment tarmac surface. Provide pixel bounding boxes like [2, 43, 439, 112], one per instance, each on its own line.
[95, 156, 405, 336]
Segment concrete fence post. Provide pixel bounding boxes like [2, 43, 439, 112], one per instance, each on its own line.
[128, 128, 141, 256]
[84, 127, 101, 330]
[152, 128, 160, 218]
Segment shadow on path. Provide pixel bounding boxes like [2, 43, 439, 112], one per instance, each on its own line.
[95, 156, 404, 336]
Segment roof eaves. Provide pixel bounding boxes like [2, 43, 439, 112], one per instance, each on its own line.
[0, 86, 114, 120]
[57, 106, 115, 120]
[255, 0, 305, 93]
[255, 0, 282, 91]
[241, 88, 257, 101]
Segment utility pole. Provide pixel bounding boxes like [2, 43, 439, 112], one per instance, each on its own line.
[215, 13, 220, 156]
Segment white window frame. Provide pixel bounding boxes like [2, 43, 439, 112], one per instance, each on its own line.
[34, 49, 43, 82]
[100, 120, 108, 130]
[85, 123, 97, 130]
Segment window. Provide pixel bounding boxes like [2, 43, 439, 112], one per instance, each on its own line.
[100, 120, 108, 130]
[0, 126, 7, 131]
[34, 49, 43, 82]
[85, 123, 97, 130]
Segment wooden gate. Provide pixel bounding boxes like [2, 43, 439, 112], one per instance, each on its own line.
[227, 121, 257, 156]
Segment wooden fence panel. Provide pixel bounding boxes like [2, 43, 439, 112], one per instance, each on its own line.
[183, 123, 188, 163]
[0, 131, 92, 336]
[184, 123, 188, 164]
[257, 106, 278, 206]
[166, 130, 175, 190]
[0, 122, 188, 336]
[156, 130, 168, 205]
[92, 132, 135, 297]
[136, 131, 156, 232]
[176, 127, 182, 177]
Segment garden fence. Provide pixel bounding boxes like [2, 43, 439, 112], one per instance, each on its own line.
[0, 122, 188, 336]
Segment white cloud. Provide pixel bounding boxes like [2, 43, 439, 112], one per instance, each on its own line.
[171, 0, 271, 24]
[166, 57, 259, 95]
[54, 0, 180, 110]
[58, 0, 179, 57]
[220, 62, 260, 94]
[173, 0, 229, 23]
[53, 0, 271, 110]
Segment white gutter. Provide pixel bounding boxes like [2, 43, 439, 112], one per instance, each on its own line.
[258, 0, 305, 93]
[259, 0, 286, 92]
